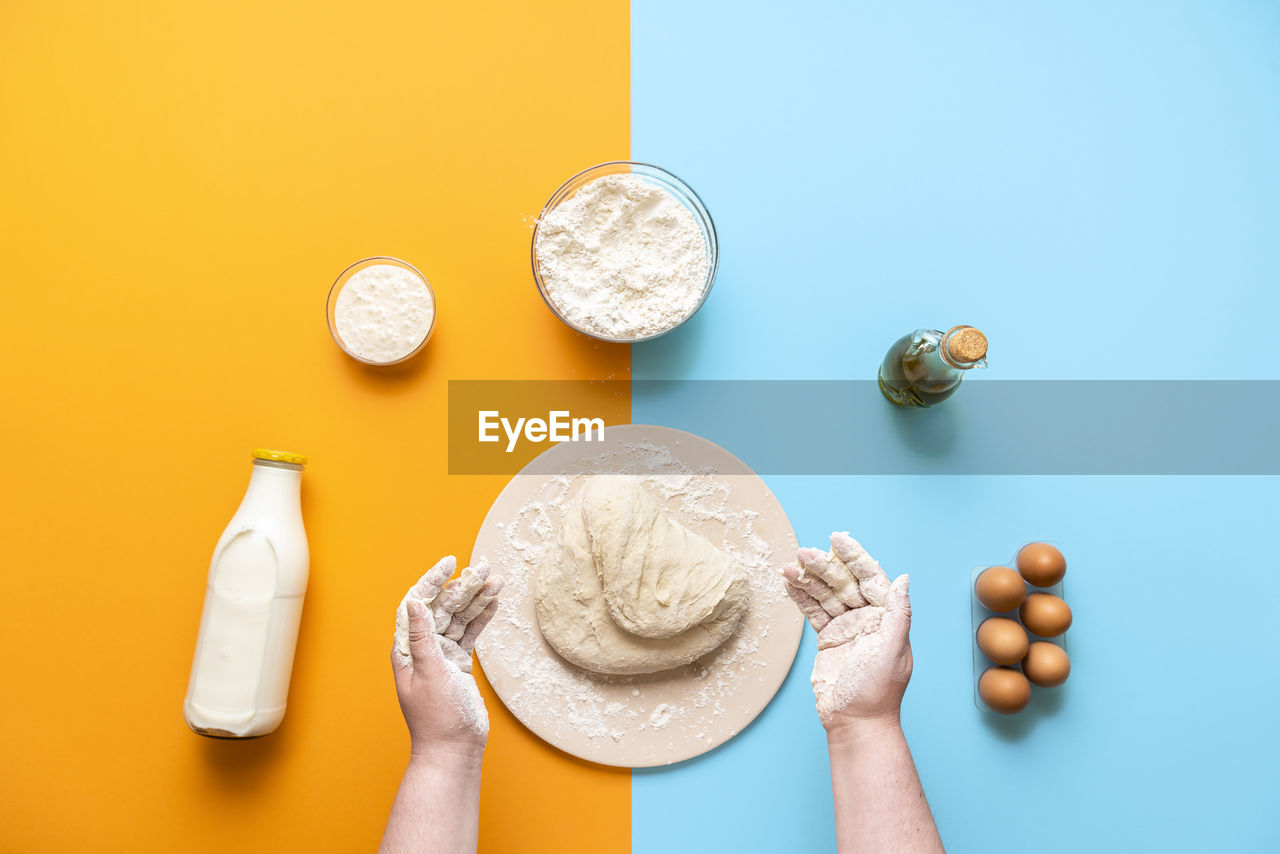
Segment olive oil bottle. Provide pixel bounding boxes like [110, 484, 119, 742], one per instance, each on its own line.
[879, 325, 988, 407]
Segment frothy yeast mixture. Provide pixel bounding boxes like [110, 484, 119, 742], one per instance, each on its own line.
[334, 263, 434, 363]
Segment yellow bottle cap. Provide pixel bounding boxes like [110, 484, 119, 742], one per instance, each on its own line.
[251, 448, 308, 465]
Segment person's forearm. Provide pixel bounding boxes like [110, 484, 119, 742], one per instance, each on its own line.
[828, 717, 945, 854]
[379, 747, 483, 854]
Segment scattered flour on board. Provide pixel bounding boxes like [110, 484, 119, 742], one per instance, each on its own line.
[474, 442, 788, 757]
[648, 703, 676, 730]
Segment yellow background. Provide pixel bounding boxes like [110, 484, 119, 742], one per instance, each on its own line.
[0, 1, 631, 850]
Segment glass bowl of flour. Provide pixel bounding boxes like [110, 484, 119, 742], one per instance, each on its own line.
[327, 256, 437, 365]
[531, 162, 718, 343]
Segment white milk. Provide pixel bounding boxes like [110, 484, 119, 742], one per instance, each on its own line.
[185, 451, 309, 738]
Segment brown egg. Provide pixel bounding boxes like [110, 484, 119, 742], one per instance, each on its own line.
[978, 667, 1031, 714]
[1020, 592, 1073, 637]
[975, 566, 1026, 612]
[976, 617, 1029, 665]
[1023, 641, 1071, 687]
[1017, 542, 1067, 587]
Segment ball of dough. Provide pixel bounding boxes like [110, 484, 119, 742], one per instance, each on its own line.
[535, 476, 749, 675]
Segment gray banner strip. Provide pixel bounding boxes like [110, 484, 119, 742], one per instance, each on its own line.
[634, 380, 1279, 475]
[449, 380, 1280, 475]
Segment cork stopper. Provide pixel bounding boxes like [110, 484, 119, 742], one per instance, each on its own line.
[945, 326, 988, 364]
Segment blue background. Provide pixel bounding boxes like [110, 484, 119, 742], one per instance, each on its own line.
[630, 2, 1280, 852]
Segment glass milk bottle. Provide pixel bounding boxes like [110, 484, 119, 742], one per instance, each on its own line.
[185, 449, 309, 738]
[878, 325, 988, 407]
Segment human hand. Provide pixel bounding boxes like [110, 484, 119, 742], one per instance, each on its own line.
[781, 533, 912, 736]
[392, 556, 502, 758]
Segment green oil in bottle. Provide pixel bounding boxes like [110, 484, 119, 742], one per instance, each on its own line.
[878, 325, 988, 407]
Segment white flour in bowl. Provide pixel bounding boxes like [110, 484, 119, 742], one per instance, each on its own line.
[333, 263, 434, 363]
[534, 173, 709, 340]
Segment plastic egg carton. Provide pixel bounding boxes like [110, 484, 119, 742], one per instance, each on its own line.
[970, 543, 1069, 714]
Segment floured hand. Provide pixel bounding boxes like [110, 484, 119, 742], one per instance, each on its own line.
[781, 533, 912, 732]
[392, 556, 502, 755]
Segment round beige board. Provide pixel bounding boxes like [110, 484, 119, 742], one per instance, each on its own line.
[472, 424, 803, 768]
